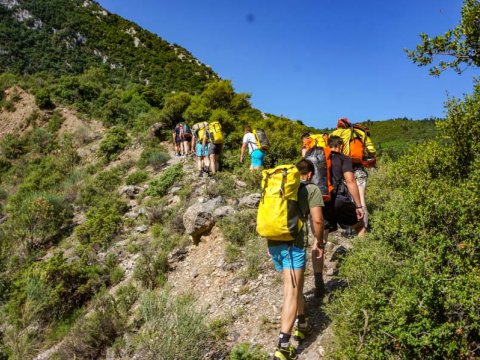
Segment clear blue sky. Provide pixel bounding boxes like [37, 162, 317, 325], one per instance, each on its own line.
[97, 0, 475, 129]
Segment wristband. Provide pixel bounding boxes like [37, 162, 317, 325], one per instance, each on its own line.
[356, 206, 363, 209]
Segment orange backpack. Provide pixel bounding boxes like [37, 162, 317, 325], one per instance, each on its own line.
[335, 118, 377, 168]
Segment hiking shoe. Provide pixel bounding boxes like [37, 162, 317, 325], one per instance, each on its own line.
[341, 227, 356, 238]
[198, 170, 203, 177]
[273, 344, 297, 360]
[314, 278, 326, 298]
[293, 323, 312, 342]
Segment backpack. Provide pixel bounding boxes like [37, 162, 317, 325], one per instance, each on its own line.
[303, 134, 328, 153]
[183, 123, 192, 138]
[208, 121, 224, 144]
[192, 122, 208, 141]
[256, 165, 304, 241]
[333, 118, 377, 168]
[304, 144, 333, 202]
[254, 128, 269, 151]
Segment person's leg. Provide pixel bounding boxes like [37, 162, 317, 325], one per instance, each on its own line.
[357, 182, 368, 228]
[209, 154, 217, 174]
[280, 268, 304, 334]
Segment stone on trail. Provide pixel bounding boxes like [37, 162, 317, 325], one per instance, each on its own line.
[183, 196, 224, 245]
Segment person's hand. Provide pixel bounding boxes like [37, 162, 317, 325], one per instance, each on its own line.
[312, 241, 324, 259]
[356, 207, 364, 221]
[240, 156, 244, 163]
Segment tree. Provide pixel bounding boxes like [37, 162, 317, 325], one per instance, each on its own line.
[406, 0, 480, 75]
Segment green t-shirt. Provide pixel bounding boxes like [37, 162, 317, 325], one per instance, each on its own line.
[296, 181, 324, 248]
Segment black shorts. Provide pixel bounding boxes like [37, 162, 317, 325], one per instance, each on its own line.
[208, 143, 223, 155]
[323, 194, 358, 231]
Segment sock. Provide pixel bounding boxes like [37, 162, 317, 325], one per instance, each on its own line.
[296, 314, 307, 328]
[278, 332, 291, 348]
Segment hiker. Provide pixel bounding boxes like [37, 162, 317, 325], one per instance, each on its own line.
[172, 123, 184, 156]
[330, 118, 376, 229]
[322, 135, 366, 238]
[266, 160, 324, 360]
[191, 122, 210, 177]
[240, 125, 266, 170]
[182, 122, 193, 156]
[205, 121, 223, 175]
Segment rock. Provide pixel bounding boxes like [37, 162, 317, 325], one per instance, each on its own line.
[235, 179, 247, 188]
[119, 185, 142, 199]
[169, 247, 188, 263]
[238, 193, 261, 208]
[147, 122, 166, 140]
[191, 267, 199, 278]
[213, 205, 236, 219]
[183, 196, 224, 244]
[168, 195, 181, 206]
[135, 225, 148, 233]
[169, 186, 182, 195]
[125, 211, 139, 219]
[138, 207, 147, 215]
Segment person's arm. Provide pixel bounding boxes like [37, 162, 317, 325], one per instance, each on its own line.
[191, 136, 196, 151]
[344, 171, 364, 220]
[240, 142, 247, 163]
[309, 206, 324, 259]
[172, 132, 176, 147]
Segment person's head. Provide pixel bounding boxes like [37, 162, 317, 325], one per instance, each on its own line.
[328, 135, 344, 150]
[337, 118, 349, 128]
[244, 125, 252, 133]
[301, 132, 311, 141]
[296, 159, 315, 180]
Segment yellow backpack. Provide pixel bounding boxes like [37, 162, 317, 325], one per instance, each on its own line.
[256, 165, 303, 241]
[208, 121, 224, 144]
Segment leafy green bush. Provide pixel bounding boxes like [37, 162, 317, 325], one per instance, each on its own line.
[230, 343, 268, 360]
[34, 88, 54, 109]
[6, 192, 72, 249]
[137, 146, 170, 170]
[125, 170, 148, 185]
[125, 290, 209, 359]
[75, 200, 125, 247]
[78, 167, 123, 207]
[98, 127, 130, 162]
[5, 253, 103, 325]
[218, 210, 256, 246]
[145, 163, 183, 197]
[0, 134, 26, 159]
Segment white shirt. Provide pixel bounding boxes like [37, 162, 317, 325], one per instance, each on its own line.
[243, 132, 258, 154]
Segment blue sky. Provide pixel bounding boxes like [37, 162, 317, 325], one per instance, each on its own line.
[97, 0, 475, 129]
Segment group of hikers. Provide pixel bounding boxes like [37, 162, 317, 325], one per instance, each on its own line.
[172, 122, 269, 175]
[258, 118, 376, 360]
[173, 118, 376, 360]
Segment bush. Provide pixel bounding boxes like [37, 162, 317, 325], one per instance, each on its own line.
[0, 134, 26, 159]
[145, 163, 183, 197]
[125, 170, 148, 185]
[6, 192, 72, 249]
[137, 146, 170, 170]
[75, 200, 125, 247]
[230, 343, 269, 360]
[124, 290, 210, 359]
[218, 210, 257, 246]
[98, 127, 130, 162]
[34, 88, 54, 109]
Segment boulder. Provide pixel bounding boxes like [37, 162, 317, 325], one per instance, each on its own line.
[119, 185, 142, 199]
[238, 193, 261, 208]
[213, 205, 236, 219]
[147, 122, 166, 140]
[183, 196, 224, 244]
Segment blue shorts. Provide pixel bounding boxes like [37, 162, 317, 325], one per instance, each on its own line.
[251, 149, 265, 168]
[196, 143, 208, 157]
[268, 244, 306, 271]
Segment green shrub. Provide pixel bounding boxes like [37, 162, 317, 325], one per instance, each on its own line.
[6, 192, 72, 249]
[47, 111, 65, 133]
[98, 127, 130, 162]
[6, 253, 103, 325]
[34, 88, 54, 109]
[75, 200, 125, 247]
[125, 170, 148, 185]
[145, 163, 183, 197]
[137, 146, 170, 170]
[230, 343, 269, 360]
[78, 168, 123, 207]
[0, 134, 26, 159]
[218, 210, 256, 246]
[126, 290, 210, 359]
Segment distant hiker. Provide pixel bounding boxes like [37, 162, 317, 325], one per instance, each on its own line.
[256, 160, 324, 360]
[172, 123, 184, 156]
[330, 118, 377, 229]
[205, 121, 224, 175]
[240, 126, 267, 170]
[182, 122, 193, 156]
[192, 122, 209, 177]
[323, 135, 366, 241]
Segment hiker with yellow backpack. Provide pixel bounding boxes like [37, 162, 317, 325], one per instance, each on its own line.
[204, 121, 224, 175]
[240, 126, 268, 170]
[256, 160, 324, 360]
[330, 118, 377, 229]
[191, 122, 209, 177]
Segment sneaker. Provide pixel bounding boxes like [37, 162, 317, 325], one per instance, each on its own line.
[293, 323, 312, 342]
[273, 344, 297, 360]
[341, 227, 356, 238]
[198, 170, 203, 177]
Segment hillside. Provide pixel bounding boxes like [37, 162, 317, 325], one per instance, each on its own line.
[1, 0, 478, 359]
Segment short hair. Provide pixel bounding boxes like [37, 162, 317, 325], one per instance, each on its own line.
[296, 159, 315, 175]
[244, 125, 252, 133]
[328, 135, 344, 148]
[301, 132, 311, 140]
